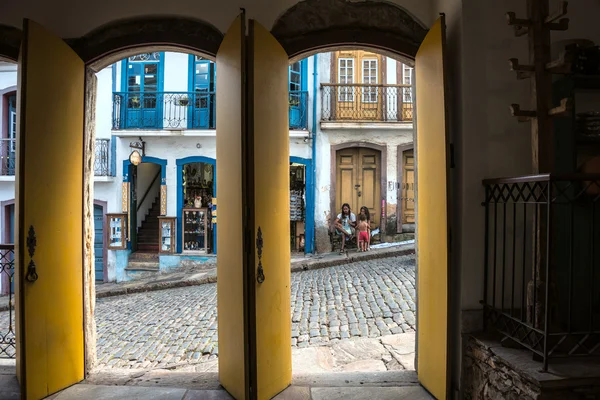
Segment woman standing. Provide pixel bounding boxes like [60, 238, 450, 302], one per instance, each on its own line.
[359, 206, 371, 251]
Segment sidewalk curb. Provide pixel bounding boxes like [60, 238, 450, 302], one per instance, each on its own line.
[1, 246, 416, 309]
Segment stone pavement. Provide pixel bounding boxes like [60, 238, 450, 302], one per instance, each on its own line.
[93, 255, 416, 370]
[0, 242, 414, 312]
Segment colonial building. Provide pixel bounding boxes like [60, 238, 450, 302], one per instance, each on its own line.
[0, 51, 414, 285]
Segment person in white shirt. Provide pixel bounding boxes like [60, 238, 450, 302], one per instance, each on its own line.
[334, 203, 356, 254]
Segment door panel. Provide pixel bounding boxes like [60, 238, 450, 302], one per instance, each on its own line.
[336, 149, 358, 215]
[359, 149, 380, 226]
[250, 20, 292, 399]
[403, 150, 415, 224]
[415, 16, 450, 400]
[16, 19, 85, 399]
[94, 205, 104, 282]
[216, 15, 247, 400]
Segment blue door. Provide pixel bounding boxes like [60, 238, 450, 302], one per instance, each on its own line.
[94, 205, 104, 282]
[122, 53, 164, 129]
[289, 60, 307, 129]
[189, 56, 216, 129]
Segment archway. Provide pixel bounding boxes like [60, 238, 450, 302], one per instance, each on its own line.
[2, 4, 452, 398]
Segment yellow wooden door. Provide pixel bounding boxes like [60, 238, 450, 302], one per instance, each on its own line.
[336, 149, 359, 216]
[16, 19, 85, 399]
[216, 15, 248, 400]
[357, 148, 381, 227]
[402, 150, 415, 224]
[250, 20, 292, 400]
[336, 148, 380, 227]
[415, 16, 450, 400]
[216, 15, 292, 400]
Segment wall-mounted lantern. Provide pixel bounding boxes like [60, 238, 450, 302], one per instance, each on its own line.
[129, 136, 145, 166]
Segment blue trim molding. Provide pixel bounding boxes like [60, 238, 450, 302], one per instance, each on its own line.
[123, 156, 168, 183]
[176, 156, 217, 254]
[290, 156, 314, 254]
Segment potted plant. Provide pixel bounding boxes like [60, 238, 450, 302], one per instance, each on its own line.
[130, 97, 141, 108]
[178, 95, 190, 107]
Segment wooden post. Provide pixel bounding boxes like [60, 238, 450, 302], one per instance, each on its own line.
[507, 0, 570, 329]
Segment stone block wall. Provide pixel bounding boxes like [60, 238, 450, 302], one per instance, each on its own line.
[462, 334, 600, 400]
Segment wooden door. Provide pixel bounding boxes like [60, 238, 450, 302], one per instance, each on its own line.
[250, 20, 292, 400]
[334, 51, 383, 121]
[415, 15, 451, 400]
[16, 19, 85, 399]
[336, 148, 381, 227]
[216, 15, 247, 400]
[402, 149, 415, 225]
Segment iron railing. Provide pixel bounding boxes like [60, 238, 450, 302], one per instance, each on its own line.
[94, 139, 110, 176]
[112, 92, 217, 130]
[0, 244, 15, 359]
[482, 174, 600, 370]
[0, 139, 16, 176]
[321, 84, 413, 122]
[289, 90, 308, 130]
[113, 91, 310, 131]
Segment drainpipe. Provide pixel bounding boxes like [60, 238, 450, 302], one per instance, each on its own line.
[311, 54, 318, 254]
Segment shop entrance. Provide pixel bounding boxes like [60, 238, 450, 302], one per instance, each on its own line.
[289, 162, 306, 253]
[178, 159, 216, 254]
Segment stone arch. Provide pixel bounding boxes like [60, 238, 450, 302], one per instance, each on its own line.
[70, 16, 223, 71]
[271, 0, 428, 61]
[0, 16, 223, 70]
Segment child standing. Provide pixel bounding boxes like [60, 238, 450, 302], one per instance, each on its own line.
[357, 214, 370, 252]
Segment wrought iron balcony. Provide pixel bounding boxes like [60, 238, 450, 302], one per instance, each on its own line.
[321, 84, 413, 122]
[112, 92, 217, 130]
[0, 139, 16, 176]
[94, 139, 110, 176]
[113, 90, 310, 131]
[482, 174, 600, 370]
[0, 244, 15, 359]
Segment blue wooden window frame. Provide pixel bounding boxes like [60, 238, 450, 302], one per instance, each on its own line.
[187, 55, 216, 129]
[120, 52, 165, 129]
[288, 59, 308, 129]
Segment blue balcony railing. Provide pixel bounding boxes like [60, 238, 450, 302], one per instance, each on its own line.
[112, 90, 309, 131]
[112, 92, 216, 130]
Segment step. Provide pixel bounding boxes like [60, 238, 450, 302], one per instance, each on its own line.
[137, 245, 159, 251]
[129, 252, 159, 261]
[125, 261, 159, 271]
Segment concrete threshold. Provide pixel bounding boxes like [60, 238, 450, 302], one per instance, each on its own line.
[44, 370, 430, 400]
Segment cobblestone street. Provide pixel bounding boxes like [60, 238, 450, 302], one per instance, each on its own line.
[0, 254, 417, 370]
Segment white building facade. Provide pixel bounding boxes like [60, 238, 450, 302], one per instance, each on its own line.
[0, 50, 413, 286]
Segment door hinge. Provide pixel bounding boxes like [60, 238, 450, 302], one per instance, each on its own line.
[450, 143, 456, 169]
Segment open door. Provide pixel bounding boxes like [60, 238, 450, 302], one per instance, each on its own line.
[415, 15, 451, 400]
[216, 14, 291, 400]
[216, 15, 248, 400]
[248, 20, 292, 400]
[16, 19, 85, 399]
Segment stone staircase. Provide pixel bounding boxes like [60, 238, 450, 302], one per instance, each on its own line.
[125, 196, 160, 278]
[137, 196, 160, 253]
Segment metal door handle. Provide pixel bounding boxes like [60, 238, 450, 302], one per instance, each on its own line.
[26, 226, 38, 282]
[256, 227, 265, 284]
